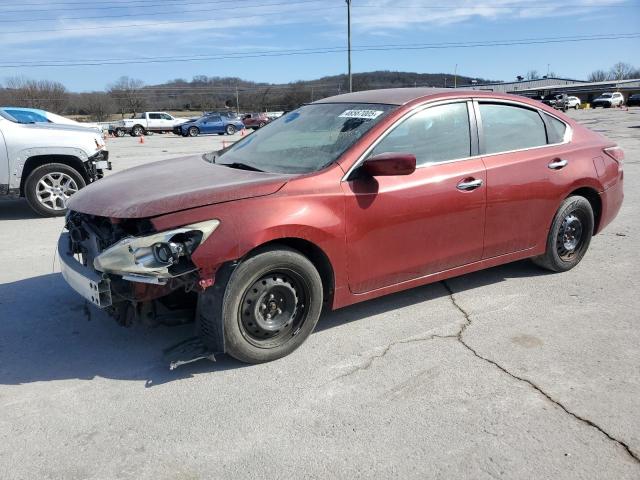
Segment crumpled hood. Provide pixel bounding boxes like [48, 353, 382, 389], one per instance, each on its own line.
[68, 154, 292, 218]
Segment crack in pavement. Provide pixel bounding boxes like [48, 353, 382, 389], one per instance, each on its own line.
[330, 332, 456, 383]
[441, 280, 640, 465]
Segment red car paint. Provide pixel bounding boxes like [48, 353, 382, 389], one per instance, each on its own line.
[68, 88, 624, 311]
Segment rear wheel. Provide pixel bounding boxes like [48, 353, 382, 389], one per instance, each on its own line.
[115, 128, 126, 137]
[131, 125, 145, 136]
[24, 163, 86, 217]
[199, 246, 323, 363]
[532, 196, 594, 272]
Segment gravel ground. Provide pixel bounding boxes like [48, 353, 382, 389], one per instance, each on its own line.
[0, 109, 638, 479]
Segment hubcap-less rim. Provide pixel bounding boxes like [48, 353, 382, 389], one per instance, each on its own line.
[36, 172, 78, 211]
[556, 213, 584, 261]
[239, 270, 308, 348]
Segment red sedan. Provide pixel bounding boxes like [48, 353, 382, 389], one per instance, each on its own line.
[59, 88, 624, 363]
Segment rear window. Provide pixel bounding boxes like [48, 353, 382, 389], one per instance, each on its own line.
[479, 103, 547, 154]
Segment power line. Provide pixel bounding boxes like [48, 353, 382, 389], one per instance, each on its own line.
[0, 0, 635, 11]
[0, 0, 327, 22]
[1, 33, 637, 68]
[0, 5, 342, 33]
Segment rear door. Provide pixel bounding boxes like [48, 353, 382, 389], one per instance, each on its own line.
[342, 100, 486, 293]
[0, 123, 8, 194]
[477, 101, 576, 258]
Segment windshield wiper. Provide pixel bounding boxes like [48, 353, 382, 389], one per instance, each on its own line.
[219, 162, 264, 172]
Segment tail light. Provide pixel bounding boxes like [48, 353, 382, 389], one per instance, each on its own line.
[604, 146, 624, 163]
[604, 146, 624, 174]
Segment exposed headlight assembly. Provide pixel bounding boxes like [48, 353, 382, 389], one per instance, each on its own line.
[93, 220, 220, 284]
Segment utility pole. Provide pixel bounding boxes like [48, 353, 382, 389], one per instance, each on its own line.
[346, 0, 352, 92]
[235, 86, 239, 116]
[454, 64, 458, 88]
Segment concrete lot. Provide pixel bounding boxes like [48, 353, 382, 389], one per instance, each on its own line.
[0, 110, 638, 479]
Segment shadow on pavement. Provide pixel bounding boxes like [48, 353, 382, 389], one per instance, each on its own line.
[0, 260, 549, 387]
[0, 199, 43, 220]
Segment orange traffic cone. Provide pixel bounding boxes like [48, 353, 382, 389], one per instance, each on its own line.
[139, 135, 144, 144]
[240, 128, 245, 137]
[222, 140, 227, 149]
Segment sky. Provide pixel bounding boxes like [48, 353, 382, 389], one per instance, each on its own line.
[0, 0, 638, 92]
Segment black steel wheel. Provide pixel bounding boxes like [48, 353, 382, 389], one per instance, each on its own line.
[199, 245, 323, 363]
[533, 196, 594, 272]
[238, 270, 309, 348]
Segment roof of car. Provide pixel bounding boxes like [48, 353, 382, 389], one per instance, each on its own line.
[0, 106, 46, 113]
[313, 88, 463, 106]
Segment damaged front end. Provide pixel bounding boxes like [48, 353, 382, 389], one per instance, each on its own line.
[59, 211, 219, 327]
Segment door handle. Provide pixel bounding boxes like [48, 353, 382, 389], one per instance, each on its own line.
[457, 178, 483, 191]
[548, 159, 568, 170]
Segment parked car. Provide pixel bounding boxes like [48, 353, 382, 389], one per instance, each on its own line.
[540, 93, 569, 111]
[109, 112, 190, 137]
[0, 109, 110, 216]
[0, 107, 103, 134]
[173, 114, 244, 137]
[592, 92, 624, 108]
[241, 112, 271, 129]
[626, 93, 640, 107]
[567, 96, 581, 109]
[59, 88, 624, 364]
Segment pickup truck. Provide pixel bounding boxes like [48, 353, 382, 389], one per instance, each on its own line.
[0, 109, 110, 216]
[109, 112, 190, 137]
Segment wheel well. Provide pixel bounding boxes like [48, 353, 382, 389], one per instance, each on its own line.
[569, 187, 602, 233]
[20, 155, 87, 196]
[246, 238, 335, 307]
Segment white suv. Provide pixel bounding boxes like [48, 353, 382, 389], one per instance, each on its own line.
[592, 92, 624, 108]
[0, 109, 110, 216]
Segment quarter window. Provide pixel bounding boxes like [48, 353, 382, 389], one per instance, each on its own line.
[542, 112, 567, 144]
[370, 102, 471, 166]
[479, 103, 547, 154]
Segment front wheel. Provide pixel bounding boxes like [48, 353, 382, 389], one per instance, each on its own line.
[200, 246, 323, 363]
[225, 124, 236, 135]
[188, 126, 199, 137]
[532, 196, 594, 272]
[24, 163, 86, 217]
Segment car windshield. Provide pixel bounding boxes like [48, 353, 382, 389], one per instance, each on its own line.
[0, 109, 19, 123]
[214, 103, 396, 174]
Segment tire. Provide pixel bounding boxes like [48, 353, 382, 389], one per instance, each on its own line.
[574, 104, 579, 110]
[532, 196, 594, 272]
[115, 128, 126, 137]
[200, 245, 323, 363]
[188, 126, 199, 137]
[258, 122, 266, 128]
[24, 163, 86, 217]
[131, 125, 145, 136]
[225, 124, 236, 135]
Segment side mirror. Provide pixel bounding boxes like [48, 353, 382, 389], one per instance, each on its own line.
[362, 152, 416, 177]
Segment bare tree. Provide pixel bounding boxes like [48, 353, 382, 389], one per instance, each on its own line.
[588, 69, 609, 82]
[609, 62, 635, 80]
[107, 76, 146, 116]
[3, 76, 69, 113]
[526, 70, 540, 80]
[76, 92, 115, 121]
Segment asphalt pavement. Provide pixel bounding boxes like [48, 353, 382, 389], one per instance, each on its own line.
[0, 110, 638, 479]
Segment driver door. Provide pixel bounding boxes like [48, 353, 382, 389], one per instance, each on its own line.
[342, 101, 486, 293]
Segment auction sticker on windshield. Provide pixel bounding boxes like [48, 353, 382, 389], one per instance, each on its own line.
[338, 109, 384, 119]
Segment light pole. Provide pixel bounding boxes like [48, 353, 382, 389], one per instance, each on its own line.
[346, 0, 352, 92]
